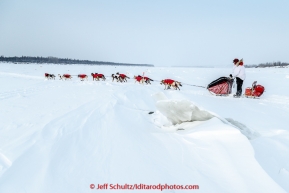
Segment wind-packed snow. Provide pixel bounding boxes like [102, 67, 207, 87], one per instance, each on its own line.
[0, 63, 289, 193]
[155, 98, 214, 124]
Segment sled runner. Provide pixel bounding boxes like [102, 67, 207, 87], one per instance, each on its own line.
[244, 81, 265, 98]
[207, 77, 234, 96]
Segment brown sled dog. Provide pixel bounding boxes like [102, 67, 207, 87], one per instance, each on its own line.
[160, 79, 182, 90]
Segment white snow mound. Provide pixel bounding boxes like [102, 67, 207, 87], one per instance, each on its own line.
[156, 99, 214, 124]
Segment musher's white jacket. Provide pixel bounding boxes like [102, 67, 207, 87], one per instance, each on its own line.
[232, 65, 246, 80]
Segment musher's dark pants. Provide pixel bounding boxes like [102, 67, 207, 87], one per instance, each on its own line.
[236, 77, 243, 96]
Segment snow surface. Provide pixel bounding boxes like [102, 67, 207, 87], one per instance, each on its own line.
[0, 63, 289, 193]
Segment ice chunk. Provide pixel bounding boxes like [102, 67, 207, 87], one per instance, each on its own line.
[156, 99, 214, 124]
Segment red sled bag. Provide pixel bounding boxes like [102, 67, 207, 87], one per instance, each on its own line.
[245, 81, 265, 98]
[207, 77, 234, 96]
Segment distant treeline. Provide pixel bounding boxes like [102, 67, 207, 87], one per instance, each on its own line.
[0, 56, 154, 67]
[246, 61, 289, 68]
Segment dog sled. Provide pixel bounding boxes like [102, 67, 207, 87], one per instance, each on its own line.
[244, 81, 265, 98]
[207, 77, 234, 96]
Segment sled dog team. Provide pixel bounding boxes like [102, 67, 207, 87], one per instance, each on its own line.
[45, 72, 182, 90]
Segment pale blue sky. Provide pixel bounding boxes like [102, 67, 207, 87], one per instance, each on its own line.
[1, 0, 288, 66]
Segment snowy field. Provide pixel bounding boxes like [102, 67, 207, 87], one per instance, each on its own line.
[0, 63, 289, 193]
